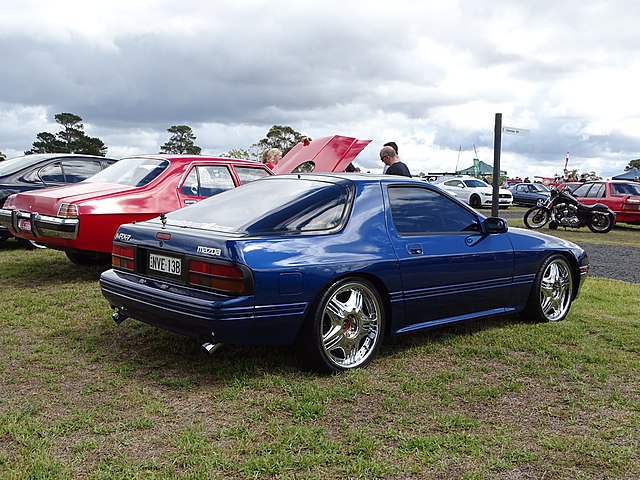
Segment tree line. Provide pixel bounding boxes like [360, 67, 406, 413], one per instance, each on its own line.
[0, 112, 307, 162]
[1, 114, 639, 172]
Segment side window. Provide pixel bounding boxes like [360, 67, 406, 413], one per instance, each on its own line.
[235, 167, 271, 184]
[39, 162, 65, 183]
[571, 184, 591, 197]
[181, 169, 199, 196]
[388, 186, 480, 235]
[586, 183, 604, 198]
[61, 159, 103, 183]
[181, 166, 235, 197]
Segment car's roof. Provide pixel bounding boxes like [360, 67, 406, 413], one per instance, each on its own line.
[0, 153, 118, 177]
[273, 172, 427, 185]
[121, 154, 268, 167]
[581, 180, 638, 184]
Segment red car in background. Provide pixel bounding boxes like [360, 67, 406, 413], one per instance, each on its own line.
[570, 180, 640, 225]
[0, 155, 273, 264]
[0, 135, 372, 265]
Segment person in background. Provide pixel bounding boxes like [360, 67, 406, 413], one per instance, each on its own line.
[383, 141, 398, 154]
[381, 142, 398, 173]
[524, 176, 530, 183]
[380, 145, 411, 177]
[262, 148, 282, 170]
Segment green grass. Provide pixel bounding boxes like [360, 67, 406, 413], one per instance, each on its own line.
[0, 235, 639, 479]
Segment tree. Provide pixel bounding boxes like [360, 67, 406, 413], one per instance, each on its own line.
[26, 132, 65, 154]
[220, 148, 250, 160]
[626, 159, 640, 171]
[160, 125, 202, 154]
[25, 112, 108, 156]
[251, 125, 305, 158]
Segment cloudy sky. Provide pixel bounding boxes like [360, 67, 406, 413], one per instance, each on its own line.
[1, 0, 638, 178]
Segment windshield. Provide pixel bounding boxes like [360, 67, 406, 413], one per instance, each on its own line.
[531, 184, 550, 192]
[86, 157, 169, 186]
[0, 154, 50, 176]
[463, 179, 489, 188]
[167, 177, 352, 234]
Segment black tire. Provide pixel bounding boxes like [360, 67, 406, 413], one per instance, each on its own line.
[523, 207, 550, 229]
[587, 212, 615, 233]
[65, 251, 111, 266]
[469, 195, 481, 209]
[301, 277, 385, 373]
[521, 254, 574, 323]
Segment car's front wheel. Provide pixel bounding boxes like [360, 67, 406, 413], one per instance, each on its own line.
[522, 254, 574, 322]
[469, 194, 481, 208]
[301, 277, 385, 373]
[65, 251, 111, 266]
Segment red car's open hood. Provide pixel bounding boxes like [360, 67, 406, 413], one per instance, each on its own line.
[4, 182, 134, 214]
[274, 135, 371, 174]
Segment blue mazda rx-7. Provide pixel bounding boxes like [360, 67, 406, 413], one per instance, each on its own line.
[100, 173, 589, 372]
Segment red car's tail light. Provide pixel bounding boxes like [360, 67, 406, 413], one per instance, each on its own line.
[621, 200, 640, 211]
[188, 259, 250, 294]
[112, 244, 135, 271]
[57, 203, 79, 218]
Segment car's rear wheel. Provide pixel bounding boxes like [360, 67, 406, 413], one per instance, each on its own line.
[301, 277, 384, 373]
[469, 194, 481, 208]
[522, 254, 574, 323]
[536, 198, 546, 207]
[65, 251, 111, 266]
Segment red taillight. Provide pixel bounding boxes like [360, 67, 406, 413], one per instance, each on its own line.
[57, 203, 79, 218]
[621, 201, 640, 211]
[112, 244, 135, 271]
[188, 259, 249, 294]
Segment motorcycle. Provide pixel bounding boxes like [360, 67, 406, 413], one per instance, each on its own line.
[523, 187, 616, 233]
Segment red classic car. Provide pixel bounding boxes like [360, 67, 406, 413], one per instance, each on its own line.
[0, 155, 273, 264]
[570, 180, 640, 225]
[0, 136, 371, 265]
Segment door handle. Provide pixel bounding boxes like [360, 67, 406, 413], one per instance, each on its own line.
[407, 243, 423, 255]
[184, 199, 197, 205]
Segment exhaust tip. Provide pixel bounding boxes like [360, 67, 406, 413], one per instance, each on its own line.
[202, 342, 223, 355]
[112, 310, 128, 324]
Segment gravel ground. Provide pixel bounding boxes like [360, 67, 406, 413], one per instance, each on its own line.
[579, 242, 640, 284]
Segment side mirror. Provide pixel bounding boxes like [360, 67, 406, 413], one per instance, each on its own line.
[484, 216, 508, 234]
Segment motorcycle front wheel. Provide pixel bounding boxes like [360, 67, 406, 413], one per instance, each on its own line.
[523, 207, 550, 229]
[588, 212, 615, 233]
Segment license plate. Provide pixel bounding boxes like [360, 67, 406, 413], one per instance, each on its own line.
[18, 219, 31, 232]
[149, 253, 182, 276]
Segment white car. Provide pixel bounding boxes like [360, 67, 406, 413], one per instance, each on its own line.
[434, 176, 513, 209]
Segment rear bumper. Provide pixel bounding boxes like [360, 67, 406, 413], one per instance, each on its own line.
[0, 208, 78, 239]
[100, 269, 307, 345]
[613, 211, 640, 224]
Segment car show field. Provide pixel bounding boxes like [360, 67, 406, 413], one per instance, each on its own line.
[0, 207, 638, 479]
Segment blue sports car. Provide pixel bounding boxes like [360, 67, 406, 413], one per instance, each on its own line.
[100, 174, 589, 372]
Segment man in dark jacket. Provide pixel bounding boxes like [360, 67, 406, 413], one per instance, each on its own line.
[380, 145, 411, 177]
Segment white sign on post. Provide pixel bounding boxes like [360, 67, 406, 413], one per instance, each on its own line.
[502, 126, 530, 136]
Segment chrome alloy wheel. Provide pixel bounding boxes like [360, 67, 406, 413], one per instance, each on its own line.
[319, 281, 383, 370]
[538, 258, 573, 321]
